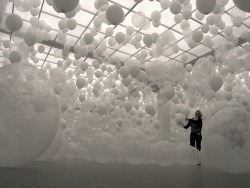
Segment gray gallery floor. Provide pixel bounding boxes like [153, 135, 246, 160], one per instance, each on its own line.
[0, 160, 249, 188]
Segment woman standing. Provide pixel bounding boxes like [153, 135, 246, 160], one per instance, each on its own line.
[182, 110, 203, 151]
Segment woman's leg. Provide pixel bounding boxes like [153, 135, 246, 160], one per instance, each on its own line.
[190, 133, 195, 148]
[196, 133, 202, 151]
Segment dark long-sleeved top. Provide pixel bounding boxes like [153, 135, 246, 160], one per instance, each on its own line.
[184, 118, 203, 133]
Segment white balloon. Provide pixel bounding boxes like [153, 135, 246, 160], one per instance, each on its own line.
[60, 118, 68, 129]
[195, 10, 205, 20]
[83, 33, 94, 45]
[137, 71, 148, 82]
[105, 27, 113, 36]
[2, 40, 10, 48]
[192, 58, 215, 84]
[153, 120, 160, 129]
[175, 113, 185, 125]
[115, 32, 125, 44]
[160, 0, 170, 10]
[181, 107, 190, 117]
[5, 14, 23, 32]
[167, 61, 185, 82]
[152, 20, 161, 28]
[210, 25, 218, 35]
[203, 35, 213, 47]
[79, 93, 86, 102]
[9, 51, 22, 63]
[206, 14, 216, 26]
[192, 30, 203, 43]
[174, 13, 183, 23]
[105, 4, 124, 25]
[170, 1, 182, 14]
[76, 77, 86, 89]
[119, 128, 151, 165]
[80, 61, 89, 71]
[124, 101, 132, 112]
[122, 77, 131, 87]
[151, 10, 161, 22]
[162, 85, 175, 100]
[233, 0, 250, 13]
[230, 7, 246, 27]
[38, 45, 45, 53]
[33, 0, 41, 8]
[152, 141, 175, 166]
[185, 64, 192, 73]
[15, 0, 33, 12]
[132, 12, 147, 28]
[201, 23, 210, 33]
[119, 66, 130, 78]
[79, 46, 89, 57]
[143, 34, 154, 47]
[181, 54, 188, 62]
[96, 103, 108, 115]
[24, 30, 37, 46]
[67, 18, 77, 30]
[209, 74, 223, 92]
[145, 103, 157, 116]
[53, 0, 79, 13]
[94, 0, 109, 10]
[196, 0, 216, 15]
[182, 9, 192, 20]
[129, 64, 141, 78]
[135, 33, 142, 42]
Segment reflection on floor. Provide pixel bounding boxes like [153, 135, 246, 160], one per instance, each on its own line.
[0, 160, 250, 188]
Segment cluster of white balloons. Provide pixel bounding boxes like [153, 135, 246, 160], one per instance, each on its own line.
[1, 0, 250, 174]
[204, 108, 250, 174]
[0, 64, 59, 167]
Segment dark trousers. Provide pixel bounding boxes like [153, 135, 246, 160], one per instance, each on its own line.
[190, 132, 202, 151]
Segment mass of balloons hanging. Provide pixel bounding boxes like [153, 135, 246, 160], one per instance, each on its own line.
[1, 0, 250, 174]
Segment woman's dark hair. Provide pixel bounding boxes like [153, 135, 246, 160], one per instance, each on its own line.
[195, 110, 202, 119]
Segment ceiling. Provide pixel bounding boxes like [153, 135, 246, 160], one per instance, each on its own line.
[0, 0, 250, 82]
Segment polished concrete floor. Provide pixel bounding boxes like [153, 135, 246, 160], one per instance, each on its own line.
[0, 160, 249, 188]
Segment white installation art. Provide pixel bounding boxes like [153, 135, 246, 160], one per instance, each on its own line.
[0, 0, 250, 174]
